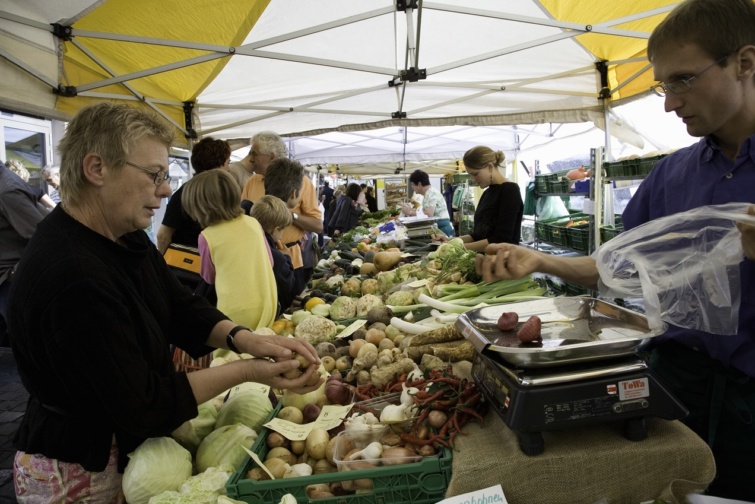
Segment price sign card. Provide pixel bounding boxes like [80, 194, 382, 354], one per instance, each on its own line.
[435, 484, 508, 504]
[265, 404, 353, 441]
[336, 319, 367, 339]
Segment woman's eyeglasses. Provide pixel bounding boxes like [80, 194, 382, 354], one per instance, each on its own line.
[124, 161, 171, 186]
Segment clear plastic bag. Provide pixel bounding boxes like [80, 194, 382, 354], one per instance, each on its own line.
[595, 203, 755, 335]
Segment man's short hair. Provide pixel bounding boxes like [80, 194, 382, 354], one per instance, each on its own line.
[264, 158, 304, 202]
[648, 0, 755, 62]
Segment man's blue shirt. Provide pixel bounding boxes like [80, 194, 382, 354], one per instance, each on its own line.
[623, 136, 755, 376]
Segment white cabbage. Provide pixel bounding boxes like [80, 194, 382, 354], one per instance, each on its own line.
[170, 400, 218, 454]
[215, 390, 272, 433]
[122, 437, 192, 504]
[195, 423, 257, 473]
[147, 464, 236, 504]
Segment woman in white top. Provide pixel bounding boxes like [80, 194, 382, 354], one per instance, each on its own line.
[401, 169, 454, 237]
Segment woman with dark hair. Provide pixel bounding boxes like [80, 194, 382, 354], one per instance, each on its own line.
[401, 169, 454, 237]
[439, 146, 523, 251]
[156, 137, 231, 254]
[328, 182, 364, 236]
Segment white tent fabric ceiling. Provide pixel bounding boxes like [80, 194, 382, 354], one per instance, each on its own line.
[0, 0, 682, 172]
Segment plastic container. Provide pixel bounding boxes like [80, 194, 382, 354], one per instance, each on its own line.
[566, 224, 590, 252]
[637, 154, 665, 177]
[547, 177, 571, 193]
[600, 224, 624, 243]
[346, 392, 416, 434]
[226, 415, 453, 504]
[333, 428, 428, 472]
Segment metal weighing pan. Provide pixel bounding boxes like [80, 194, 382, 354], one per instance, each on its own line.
[455, 297, 666, 368]
[397, 216, 438, 229]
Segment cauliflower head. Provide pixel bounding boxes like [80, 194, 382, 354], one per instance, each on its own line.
[341, 277, 362, 297]
[361, 278, 379, 295]
[294, 315, 337, 345]
[385, 290, 416, 307]
[330, 296, 357, 321]
[356, 294, 384, 317]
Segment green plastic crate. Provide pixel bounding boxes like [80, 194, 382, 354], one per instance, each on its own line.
[535, 170, 569, 194]
[547, 177, 571, 193]
[600, 223, 624, 243]
[603, 159, 640, 178]
[566, 224, 590, 252]
[548, 223, 569, 246]
[637, 154, 665, 177]
[226, 407, 453, 504]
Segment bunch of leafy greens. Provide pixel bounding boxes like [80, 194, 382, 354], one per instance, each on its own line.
[432, 238, 481, 284]
[338, 226, 370, 244]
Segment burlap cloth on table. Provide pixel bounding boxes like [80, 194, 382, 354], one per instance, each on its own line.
[446, 410, 715, 504]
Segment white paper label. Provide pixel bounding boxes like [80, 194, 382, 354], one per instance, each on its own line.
[618, 377, 649, 400]
[435, 484, 508, 504]
[336, 319, 367, 339]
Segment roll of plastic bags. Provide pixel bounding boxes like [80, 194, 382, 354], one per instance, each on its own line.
[595, 202, 755, 335]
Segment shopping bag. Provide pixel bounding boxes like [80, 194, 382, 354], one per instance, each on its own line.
[595, 203, 755, 335]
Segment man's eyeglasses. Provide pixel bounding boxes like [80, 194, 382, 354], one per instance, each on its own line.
[124, 161, 171, 186]
[650, 54, 730, 97]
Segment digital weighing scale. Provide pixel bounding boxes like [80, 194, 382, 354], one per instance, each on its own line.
[398, 216, 439, 239]
[456, 297, 688, 456]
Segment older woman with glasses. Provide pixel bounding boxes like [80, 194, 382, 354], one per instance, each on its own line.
[7, 103, 321, 503]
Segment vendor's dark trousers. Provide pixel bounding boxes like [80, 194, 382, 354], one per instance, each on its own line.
[650, 342, 755, 501]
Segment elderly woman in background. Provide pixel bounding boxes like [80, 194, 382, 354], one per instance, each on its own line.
[7, 103, 320, 503]
[439, 146, 523, 251]
[401, 169, 454, 237]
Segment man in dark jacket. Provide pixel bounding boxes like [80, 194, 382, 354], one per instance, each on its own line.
[0, 161, 46, 346]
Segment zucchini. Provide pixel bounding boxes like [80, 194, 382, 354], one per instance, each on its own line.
[338, 250, 363, 261]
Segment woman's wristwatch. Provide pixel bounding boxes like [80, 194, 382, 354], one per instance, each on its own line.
[226, 325, 250, 353]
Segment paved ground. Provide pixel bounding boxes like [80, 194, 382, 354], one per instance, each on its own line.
[0, 347, 28, 503]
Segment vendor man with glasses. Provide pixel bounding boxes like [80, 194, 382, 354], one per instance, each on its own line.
[476, 0, 755, 499]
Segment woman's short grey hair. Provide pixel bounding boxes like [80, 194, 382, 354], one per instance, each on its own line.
[57, 103, 173, 204]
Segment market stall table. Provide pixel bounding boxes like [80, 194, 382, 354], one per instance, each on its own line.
[446, 411, 715, 504]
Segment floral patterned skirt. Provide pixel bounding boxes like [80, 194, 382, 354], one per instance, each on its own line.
[14, 439, 124, 504]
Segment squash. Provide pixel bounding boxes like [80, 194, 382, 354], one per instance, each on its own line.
[373, 251, 403, 272]
[360, 263, 377, 275]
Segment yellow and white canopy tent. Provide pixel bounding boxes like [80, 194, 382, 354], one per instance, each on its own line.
[0, 0, 685, 172]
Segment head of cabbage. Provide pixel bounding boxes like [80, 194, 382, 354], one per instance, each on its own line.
[122, 437, 193, 504]
[195, 423, 258, 473]
[215, 390, 273, 433]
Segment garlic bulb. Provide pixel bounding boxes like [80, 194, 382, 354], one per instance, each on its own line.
[347, 442, 383, 461]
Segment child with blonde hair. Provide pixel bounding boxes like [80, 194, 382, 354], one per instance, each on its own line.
[252, 195, 296, 313]
[182, 170, 278, 330]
